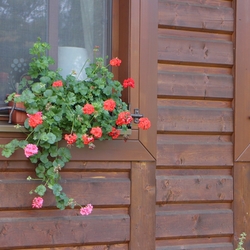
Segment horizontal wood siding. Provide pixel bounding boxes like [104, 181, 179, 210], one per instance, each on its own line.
[157, 0, 234, 249]
[0, 159, 131, 249]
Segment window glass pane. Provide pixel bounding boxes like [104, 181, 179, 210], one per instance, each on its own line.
[58, 0, 110, 79]
[0, 0, 47, 106]
[0, 0, 111, 108]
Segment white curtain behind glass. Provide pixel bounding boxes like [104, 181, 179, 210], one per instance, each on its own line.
[80, 0, 94, 62]
[58, 0, 108, 77]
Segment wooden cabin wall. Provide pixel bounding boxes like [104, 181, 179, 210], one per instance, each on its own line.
[0, 142, 131, 249]
[157, 0, 234, 249]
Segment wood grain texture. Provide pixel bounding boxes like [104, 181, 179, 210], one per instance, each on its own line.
[156, 209, 233, 238]
[156, 243, 233, 250]
[0, 171, 130, 208]
[158, 70, 234, 99]
[157, 134, 233, 167]
[234, 0, 250, 161]
[159, 0, 234, 32]
[156, 175, 233, 202]
[18, 245, 128, 250]
[0, 138, 155, 161]
[158, 105, 233, 133]
[0, 212, 130, 249]
[158, 33, 233, 66]
[234, 162, 250, 248]
[156, 237, 233, 250]
[0, 160, 131, 171]
[130, 162, 156, 250]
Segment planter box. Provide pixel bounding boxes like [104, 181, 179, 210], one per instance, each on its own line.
[8, 101, 26, 125]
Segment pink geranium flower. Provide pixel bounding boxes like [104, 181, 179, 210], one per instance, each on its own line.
[80, 204, 93, 216]
[32, 197, 43, 209]
[24, 144, 38, 158]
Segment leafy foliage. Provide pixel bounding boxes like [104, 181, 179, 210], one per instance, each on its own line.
[0, 38, 150, 211]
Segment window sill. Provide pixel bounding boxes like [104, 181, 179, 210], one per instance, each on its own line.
[0, 121, 133, 137]
[0, 121, 26, 133]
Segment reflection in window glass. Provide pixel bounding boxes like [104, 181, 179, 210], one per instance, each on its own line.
[58, 0, 109, 79]
[0, 0, 47, 105]
[0, 0, 110, 107]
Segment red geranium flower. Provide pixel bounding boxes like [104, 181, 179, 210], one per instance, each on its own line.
[103, 99, 116, 111]
[82, 134, 95, 145]
[138, 117, 151, 130]
[27, 112, 43, 128]
[116, 111, 133, 126]
[52, 80, 63, 87]
[82, 104, 95, 114]
[110, 57, 121, 66]
[64, 133, 77, 145]
[90, 127, 102, 138]
[123, 78, 135, 88]
[108, 127, 120, 139]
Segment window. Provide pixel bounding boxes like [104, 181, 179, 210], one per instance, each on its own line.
[0, 0, 112, 110]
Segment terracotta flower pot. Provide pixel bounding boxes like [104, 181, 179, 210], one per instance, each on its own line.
[8, 100, 27, 125]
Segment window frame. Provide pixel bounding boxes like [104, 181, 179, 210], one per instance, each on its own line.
[0, 0, 157, 161]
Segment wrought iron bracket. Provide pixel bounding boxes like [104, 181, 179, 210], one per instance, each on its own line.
[131, 108, 143, 124]
[0, 104, 26, 124]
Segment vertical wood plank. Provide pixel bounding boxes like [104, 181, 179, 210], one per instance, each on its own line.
[234, 163, 250, 248]
[139, 0, 158, 158]
[129, 0, 140, 111]
[234, 0, 250, 248]
[234, 0, 250, 161]
[130, 162, 156, 250]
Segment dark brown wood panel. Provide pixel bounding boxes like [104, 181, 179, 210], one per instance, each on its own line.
[159, 0, 234, 32]
[156, 209, 233, 238]
[158, 103, 233, 133]
[19, 245, 128, 250]
[130, 162, 156, 250]
[156, 237, 233, 250]
[0, 160, 131, 171]
[234, 162, 250, 248]
[234, 0, 250, 161]
[137, 0, 158, 158]
[157, 134, 233, 167]
[156, 175, 233, 202]
[158, 70, 234, 99]
[158, 32, 233, 66]
[156, 243, 233, 250]
[156, 0, 234, 249]
[0, 138, 155, 161]
[0, 210, 130, 249]
[19, 243, 128, 250]
[0, 171, 130, 208]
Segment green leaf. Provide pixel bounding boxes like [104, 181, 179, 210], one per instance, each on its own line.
[55, 192, 69, 210]
[35, 184, 46, 196]
[47, 133, 57, 144]
[44, 89, 53, 97]
[35, 164, 46, 178]
[53, 158, 65, 168]
[103, 85, 112, 96]
[40, 153, 49, 164]
[1, 139, 21, 158]
[31, 82, 46, 93]
[58, 147, 71, 162]
[52, 184, 63, 196]
[50, 145, 58, 157]
[40, 76, 51, 84]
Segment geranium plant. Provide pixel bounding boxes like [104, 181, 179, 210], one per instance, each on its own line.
[0, 38, 151, 214]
